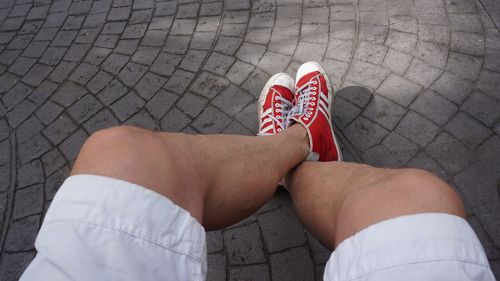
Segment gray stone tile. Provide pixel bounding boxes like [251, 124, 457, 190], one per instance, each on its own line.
[13, 184, 43, 219]
[212, 85, 254, 117]
[241, 68, 271, 98]
[222, 120, 253, 136]
[245, 28, 272, 45]
[325, 38, 354, 63]
[110, 91, 145, 121]
[306, 232, 331, 265]
[83, 109, 120, 134]
[405, 58, 442, 88]
[449, 14, 483, 33]
[484, 47, 500, 73]
[149, 16, 174, 31]
[214, 36, 243, 56]
[6, 99, 37, 128]
[41, 148, 67, 176]
[363, 145, 402, 167]
[385, 30, 417, 53]
[346, 60, 390, 89]
[204, 52, 235, 76]
[248, 12, 274, 28]
[117, 62, 147, 87]
[406, 151, 449, 181]
[51, 81, 87, 107]
[430, 71, 474, 104]
[477, 70, 500, 102]
[236, 42, 266, 66]
[270, 247, 314, 281]
[363, 94, 406, 130]
[450, 31, 484, 56]
[331, 96, 362, 129]
[396, 111, 440, 147]
[131, 46, 160, 66]
[354, 41, 387, 64]
[426, 131, 473, 174]
[58, 129, 88, 161]
[468, 216, 500, 259]
[445, 0, 477, 13]
[293, 42, 326, 63]
[2, 82, 33, 109]
[163, 69, 194, 95]
[382, 132, 419, 164]
[258, 206, 306, 253]
[192, 105, 231, 134]
[191, 71, 230, 99]
[461, 92, 500, 126]
[235, 101, 258, 134]
[413, 40, 448, 69]
[345, 115, 390, 151]
[170, 19, 196, 35]
[301, 24, 329, 44]
[445, 111, 491, 148]
[4, 215, 40, 251]
[410, 90, 458, 125]
[0, 252, 35, 281]
[176, 92, 208, 118]
[84, 47, 112, 65]
[206, 253, 226, 281]
[418, 24, 450, 45]
[257, 51, 290, 75]
[68, 94, 104, 124]
[150, 52, 182, 77]
[226, 60, 255, 85]
[389, 15, 418, 33]
[206, 230, 223, 253]
[69, 62, 99, 84]
[17, 133, 52, 164]
[223, 222, 266, 265]
[160, 107, 192, 132]
[42, 113, 78, 145]
[337, 85, 372, 109]
[377, 73, 422, 106]
[229, 264, 270, 281]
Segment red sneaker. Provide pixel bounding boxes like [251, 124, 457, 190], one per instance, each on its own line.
[258, 73, 295, 136]
[289, 62, 342, 161]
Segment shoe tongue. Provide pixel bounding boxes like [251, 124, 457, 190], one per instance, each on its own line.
[297, 71, 321, 87]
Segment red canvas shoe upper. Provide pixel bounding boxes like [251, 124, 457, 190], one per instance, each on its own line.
[258, 74, 294, 136]
[289, 63, 342, 161]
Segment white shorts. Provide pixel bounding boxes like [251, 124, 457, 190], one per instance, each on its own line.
[20, 175, 495, 281]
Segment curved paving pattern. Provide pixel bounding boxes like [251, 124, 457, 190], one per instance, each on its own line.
[0, 0, 499, 279]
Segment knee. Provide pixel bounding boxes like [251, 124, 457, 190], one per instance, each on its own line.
[386, 168, 465, 217]
[81, 126, 157, 155]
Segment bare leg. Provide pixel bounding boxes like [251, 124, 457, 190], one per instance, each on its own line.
[286, 162, 465, 250]
[72, 125, 309, 230]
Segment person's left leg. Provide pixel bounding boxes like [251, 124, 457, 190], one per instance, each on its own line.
[72, 124, 309, 230]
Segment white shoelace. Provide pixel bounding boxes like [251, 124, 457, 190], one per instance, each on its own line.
[272, 95, 293, 132]
[290, 80, 318, 121]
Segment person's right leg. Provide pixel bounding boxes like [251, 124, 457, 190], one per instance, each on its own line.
[285, 162, 465, 249]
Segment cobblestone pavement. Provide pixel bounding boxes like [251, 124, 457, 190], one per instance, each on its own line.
[0, 0, 499, 279]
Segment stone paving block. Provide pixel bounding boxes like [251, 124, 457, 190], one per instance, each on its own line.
[107, 6, 130, 21]
[206, 253, 226, 281]
[468, 216, 500, 259]
[117, 62, 147, 87]
[268, 34, 298, 56]
[83, 109, 120, 134]
[180, 50, 208, 73]
[130, 9, 153, 24]
[170, 19, 196, 35]
[294, 42, 327, 63]
[445, 111, 491, 148]
[51, 81, 87, 107]
[223, 222, 266, 265]
[354, 41, 387, 64]
[430, 71, 473, 104]
[7, 34, 33, 49]
[81, 13, 106, 28]
[0, 165, 9, 192]
[101, 53, 129, 75]
[444, 0, 477, 13]
[123, 110, 157, 130]
[95, 34, 120, 48]
[337, 85, 372, 109]
[385, 30, 417, 53]
[0, 49, 21, 65]
[331, 96, 362, 129]
[248, 12, 274, 29]
[382, 131, 419, 164]
[16, 159, 43, 188]
[485, 47, 500, 73]
[413, 40, 448, 69]
[235, 101, 258, 133]
[58, 129, 88, 161]
[258, 206, 306, 253]
[477, 135, 500, 167]
[220, 23, 247, 37]
[134, 72, 167, 99]
[426, 131, 473, 174]
[245, 28, 272, 45]
[13, 183, 43, 219]
[222, 120, 253, 136]
[191, 71, 230, 99]
[274, 18, 300, 36]
[69, 63, 99, 85]
[362, 94, 406, 130]
[270, 247, 315, 281]
[449, 14, 483, 33]
[41, 147, 67, 176]
[160, 107, 192, 132]
[110, 91, 145, 121]
[461, 92, 500, 126]
[363, 144, 402, 167]
[406, 151, 449, 181]
[0, 140, 9, 165]
[42, 113, 78, 145]
[0, 72, 19, 94]
[15, 115, 44, 142]
[450, 31, 484, 56]
[40, 46, 67, 65]
[0, 252, 35, 281]
[34, 27, 58, 41]
[389, 15, 418, 33]
[418, 24, 450, 45]
[52, 30, 78, 47]
[405, 58, 442, 88]
[131, 46, 160, 65]
[150, 52, 182, 76]
[9, 56, 36, 76]
[176, 92, 208, 118]
[177, 3, 200, 19]
[207, 230, 223, 253]
[2, 82, 33, 109]
[204, 52, 235, 76]
[18, 133, 52, 164]
[190, 32, 217, 50]
[192, 105, 231, 134]
[9, 4, 32, 17]
[359, 0, 387, 11]
[301, 24, 329, 44]
[142, 30, 167, 47]
[68, 94, 104, 124]
[257, 51, 290, 75]
[214, 36, 242, 56]
[163, 69, 194, 95]
[396, 111, 440, 147]
[410, 90, 458, 125]
[6, 99, 37, 128]
[62, 15, 85, 30]
[163, 35, 190, 55]
[84, 47, 112, 65]
[4, 214, 40, 251]
[241, 68, 270, 98]
[64, 43, 91, 62]
[324, 38, 353, 63]
[477, 70, 500, 102]
[229, 264, 270, 281]
[236, 42, 266, 66]
[212, 85, 253, 117]
[306, 232, 331, 265]
[360, 11, 388, 26]
[200, 2, 223, 16]
[226, 60, 254, 85]
[346, 60, 390, 89]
